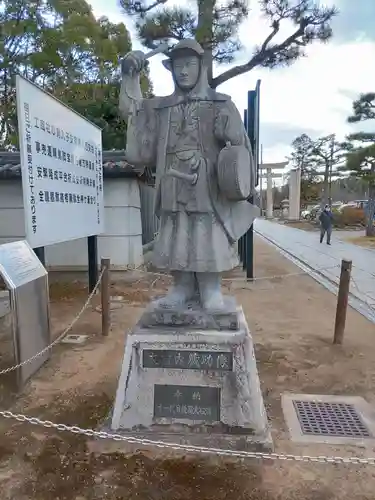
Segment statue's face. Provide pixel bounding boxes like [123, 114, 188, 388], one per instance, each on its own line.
[172, 55, 200, 90]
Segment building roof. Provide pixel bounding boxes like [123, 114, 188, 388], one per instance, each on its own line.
[0, 150, 151, 181]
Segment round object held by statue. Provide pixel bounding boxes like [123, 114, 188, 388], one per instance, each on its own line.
[217, 143, 252, 201]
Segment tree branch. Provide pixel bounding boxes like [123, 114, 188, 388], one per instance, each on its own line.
[137, 8, 196, 49]
[212, 22, 304, 88]
[120, 0, 168, 17]
[139, 0, 168, 13]
[260, 20, 280, 52]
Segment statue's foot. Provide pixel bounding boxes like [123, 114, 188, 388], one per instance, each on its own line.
[157, 271, 196, 309]
[197, 272, 226, 311]
[157, 289, 191, 309]
[202, 292, 225, 311]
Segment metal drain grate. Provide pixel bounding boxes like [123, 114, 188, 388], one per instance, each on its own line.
[293, 400, 372, 438]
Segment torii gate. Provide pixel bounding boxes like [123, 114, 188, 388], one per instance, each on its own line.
[259, 161, 288, 218]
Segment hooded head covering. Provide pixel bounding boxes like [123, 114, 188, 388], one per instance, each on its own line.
[162, 39, 204, 72]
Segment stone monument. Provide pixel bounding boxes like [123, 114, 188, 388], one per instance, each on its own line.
[288, 167, 302, 220]
[110, 39, 272, 451]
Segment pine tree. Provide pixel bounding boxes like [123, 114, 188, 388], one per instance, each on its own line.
[119, 0, 338, 88]
[342, 93, 375, 236]
[309, 134, 350, 206]
[288, 134, 320, 203]
[289, 133, 350, 206]
[348, 93, 375, 123]
[0, 0, 152, 149]
[344, 131, 375, 237]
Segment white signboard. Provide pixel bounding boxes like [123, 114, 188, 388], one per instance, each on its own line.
[16, 75, 104, 248]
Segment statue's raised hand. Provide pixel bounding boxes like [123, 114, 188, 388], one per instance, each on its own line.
[121, 51, 148, 76]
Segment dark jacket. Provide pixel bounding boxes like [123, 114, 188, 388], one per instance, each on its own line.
[319, 210, 333, 229]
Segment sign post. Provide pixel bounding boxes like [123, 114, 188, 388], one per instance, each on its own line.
[238, 80, 261, 280]
[33, 246, 46, 266]
[16, 75, 104, 291]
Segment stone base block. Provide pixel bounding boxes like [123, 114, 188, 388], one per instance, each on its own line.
[110, 307, 272, 452]
[139, 296, 239, 331]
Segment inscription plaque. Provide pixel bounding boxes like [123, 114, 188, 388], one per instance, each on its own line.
[0, 240, 46, 288]
[154, 384, 221, 422]
[143, 349, 233, 371]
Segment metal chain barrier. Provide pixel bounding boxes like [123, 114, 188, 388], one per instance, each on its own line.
[134, 265, 341, 283]
[0, 267, 105, 376]
[223, 264, 341, 282]
[0, 261, 373, 466]
[0, 409, 374, 465]
[0, 262, 340, 378]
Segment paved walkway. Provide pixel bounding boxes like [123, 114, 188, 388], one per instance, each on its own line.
[255, 219, 375, 322]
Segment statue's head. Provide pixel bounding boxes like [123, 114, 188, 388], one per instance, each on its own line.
[162, 39, 204, 92]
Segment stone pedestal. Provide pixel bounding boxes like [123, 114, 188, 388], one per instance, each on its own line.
[109, 298, 272, 452]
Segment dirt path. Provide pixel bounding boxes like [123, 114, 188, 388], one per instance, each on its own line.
[0, 238, 374, 499]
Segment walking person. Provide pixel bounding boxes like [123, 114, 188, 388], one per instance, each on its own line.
[319, 204, 333, 245]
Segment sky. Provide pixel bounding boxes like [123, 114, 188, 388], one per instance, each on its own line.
[90, 0, 375, 171]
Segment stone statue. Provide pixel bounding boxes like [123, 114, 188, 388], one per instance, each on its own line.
[119, 39, 258, 311]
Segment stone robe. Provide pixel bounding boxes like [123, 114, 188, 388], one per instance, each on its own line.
[125, 83, 258, 273]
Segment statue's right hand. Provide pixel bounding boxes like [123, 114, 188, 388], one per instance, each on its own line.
[121, 51, 147, 76]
